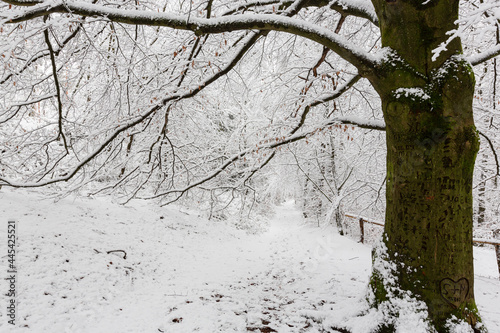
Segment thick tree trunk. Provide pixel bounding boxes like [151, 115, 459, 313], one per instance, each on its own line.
[370, 61, 481, 330]
[366, 0, 484, 331]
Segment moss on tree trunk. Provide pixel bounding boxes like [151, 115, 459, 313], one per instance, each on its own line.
[365, 0, 485, 330]
[369, 55, 482, 331]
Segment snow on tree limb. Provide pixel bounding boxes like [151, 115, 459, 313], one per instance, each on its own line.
[1, 0, 42, 5]
[328, 0, 378, 25]
[1, 1, 378, 73]
[432, 0, 500, 66]
[0, 29, 264, 188]
[469, 43, 500, 66]
[2, 0, 379, 24]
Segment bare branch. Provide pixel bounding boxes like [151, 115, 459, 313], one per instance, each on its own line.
[292, 74, 362, 134]
[478, 130, 500, 177]
[291, 149, 333, 203]
[43, 24, 69, 153]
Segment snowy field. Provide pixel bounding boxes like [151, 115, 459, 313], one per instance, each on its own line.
[0, 188, 499, 332]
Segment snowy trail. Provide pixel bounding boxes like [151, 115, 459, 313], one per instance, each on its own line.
[0, 190, 499, 332]
[150, 202, 372, 333]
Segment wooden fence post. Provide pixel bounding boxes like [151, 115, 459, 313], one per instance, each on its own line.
[359, 218, 364, 244]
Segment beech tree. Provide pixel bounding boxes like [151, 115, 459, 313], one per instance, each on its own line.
[1, 0, 500, 331]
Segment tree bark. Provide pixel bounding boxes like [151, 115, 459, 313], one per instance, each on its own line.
[367, 0, 484, 331]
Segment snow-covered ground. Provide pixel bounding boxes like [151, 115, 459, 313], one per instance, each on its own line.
[0, 188, 498, 332]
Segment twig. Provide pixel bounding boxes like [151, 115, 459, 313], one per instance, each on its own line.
[106, 250, 127, 259]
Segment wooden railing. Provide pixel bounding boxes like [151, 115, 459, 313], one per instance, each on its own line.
[344, 213, 500, 278]
[344, 213, 383, 244]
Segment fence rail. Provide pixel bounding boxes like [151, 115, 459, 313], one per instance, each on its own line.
[344, 213, 500, 278]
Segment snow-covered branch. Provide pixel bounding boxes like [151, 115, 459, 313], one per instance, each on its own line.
[435, 0, 500, 66]
[469, 43, 500, 66]
[327, 0, 378, 25]
[2, 1, 378, 72]
[0, 29, 264, 188]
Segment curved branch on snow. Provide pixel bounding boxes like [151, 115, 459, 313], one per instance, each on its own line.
[140, 11, 362, 204]
[2, 1, 378, 73]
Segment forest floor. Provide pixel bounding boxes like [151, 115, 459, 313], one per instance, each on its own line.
[0, 188, 499, 332]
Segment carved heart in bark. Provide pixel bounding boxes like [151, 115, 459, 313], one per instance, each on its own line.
[440, 278, 469, 308]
